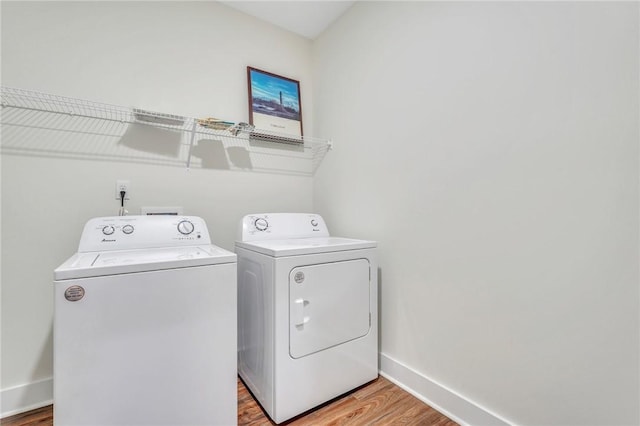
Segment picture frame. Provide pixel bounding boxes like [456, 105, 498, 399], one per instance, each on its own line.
[247, 66, 303, 140]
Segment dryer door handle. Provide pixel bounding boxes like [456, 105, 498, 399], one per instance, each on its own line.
[293, 298, 309, 326]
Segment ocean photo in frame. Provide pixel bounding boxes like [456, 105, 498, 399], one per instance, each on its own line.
[247, 66, 303, 140]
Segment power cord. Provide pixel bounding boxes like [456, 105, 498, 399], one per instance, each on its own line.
[118, 190, 128, 216]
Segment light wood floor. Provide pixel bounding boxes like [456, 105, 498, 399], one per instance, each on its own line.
[1, 376, 457, 425]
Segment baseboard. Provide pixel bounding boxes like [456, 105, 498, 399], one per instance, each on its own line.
[1, 377, 53, 418]
[379, 353, 512, 426]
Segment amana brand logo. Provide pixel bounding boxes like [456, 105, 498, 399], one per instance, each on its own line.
[294, 271, 305, 284]
[65, 285, 85, 302]
[101, 238, 116, 243]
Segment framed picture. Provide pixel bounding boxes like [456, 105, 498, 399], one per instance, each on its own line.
[247, 66, 303, 139]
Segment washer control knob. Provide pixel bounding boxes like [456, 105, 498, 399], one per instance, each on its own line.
[177, 220, 195, 235]
[122, 224, 134, 235]
[311, 219, 318, 227]
[102, 225, 115, 235]
[254, 218, 269, 231]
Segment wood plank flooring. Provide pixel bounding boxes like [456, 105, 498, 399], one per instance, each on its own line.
[1, 376, 457, 426]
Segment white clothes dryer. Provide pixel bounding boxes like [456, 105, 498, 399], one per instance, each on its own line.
[53, 215, 237, 426]
[235, 213, 378, 424]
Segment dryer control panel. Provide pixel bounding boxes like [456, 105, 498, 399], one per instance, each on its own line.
[78, 215, 212, 252]
[238, 213, 330, 241]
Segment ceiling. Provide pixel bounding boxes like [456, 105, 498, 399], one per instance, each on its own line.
[220, 1, 355, 40]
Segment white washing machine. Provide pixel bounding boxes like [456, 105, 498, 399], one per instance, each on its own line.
[235, 213, 378, 424]
[53, 215, 237, 426]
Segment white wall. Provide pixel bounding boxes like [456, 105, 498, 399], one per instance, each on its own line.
[1, 1, 315, 415]
[313, 2, 639, 425]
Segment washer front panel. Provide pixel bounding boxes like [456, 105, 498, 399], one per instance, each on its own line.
[53, 264, 237, 426]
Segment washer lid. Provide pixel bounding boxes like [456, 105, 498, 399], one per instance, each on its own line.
[235, 237, 376, 257]
[54, 244, 236, 280]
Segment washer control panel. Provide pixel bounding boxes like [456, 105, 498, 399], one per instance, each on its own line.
[239, 213, 330, 241]
[79, 215, 211, 252]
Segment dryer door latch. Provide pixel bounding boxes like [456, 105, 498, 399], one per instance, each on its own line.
[293, 298, 310, 327]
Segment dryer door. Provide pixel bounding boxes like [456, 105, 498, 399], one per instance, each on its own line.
[289, 259, 370, 359]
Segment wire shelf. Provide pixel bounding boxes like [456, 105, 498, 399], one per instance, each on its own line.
[0, 86, 332, 175]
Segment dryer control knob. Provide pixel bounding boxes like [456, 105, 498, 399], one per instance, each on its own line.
[311, 219, 318, 227]
[122, 224, 134, 234]
[102, 225, 115, 235]
[254, 218, 269, 231]
[177, 220, 195, 235]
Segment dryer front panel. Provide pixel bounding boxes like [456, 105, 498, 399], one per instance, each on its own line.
[289, 259, 370, 359]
